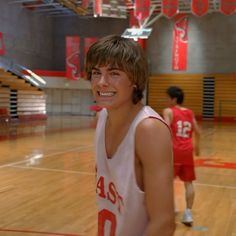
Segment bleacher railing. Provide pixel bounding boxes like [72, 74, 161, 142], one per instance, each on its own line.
[0, 56, 46, 87]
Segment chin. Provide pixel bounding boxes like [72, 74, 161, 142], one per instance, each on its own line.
[98, 103, 116, 110]
[96, 103, 110, 109]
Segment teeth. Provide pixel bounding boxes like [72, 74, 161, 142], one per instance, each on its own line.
[99, 92, 115, 97]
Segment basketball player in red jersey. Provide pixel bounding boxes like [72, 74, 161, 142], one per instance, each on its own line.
[85, 35, 175, 235]
[163, 86, 200, 226]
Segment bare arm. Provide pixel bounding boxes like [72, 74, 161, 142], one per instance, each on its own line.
[192, 116, 200, 156]
[135, 118, 175, 236]
[163, 108, 173, 126]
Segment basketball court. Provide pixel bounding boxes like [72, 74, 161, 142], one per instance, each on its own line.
[0, 116, 235, 236]
[0, 0, 236, 235]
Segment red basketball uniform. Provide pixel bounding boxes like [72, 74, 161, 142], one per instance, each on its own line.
[170, 106, 196, 181]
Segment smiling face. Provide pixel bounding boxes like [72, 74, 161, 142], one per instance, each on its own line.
[85, 35, 149, 106]
[91, 65, 134, 110]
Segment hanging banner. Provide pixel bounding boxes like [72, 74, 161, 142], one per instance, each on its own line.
[129, 10, 140, 27]
[66, 36, 80, 80]
[220, 0, 236, 15]
[82, 0, 89, 9]
[0, 32, 5, 56]
[134, 0, 151, 23]
[172, 14, 188, 71]
[192, 0, 209, 16]
[94, 0, 102, 16]
[162, 0, 178, 18]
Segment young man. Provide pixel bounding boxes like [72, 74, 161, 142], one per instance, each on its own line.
[85, 35, 175, 236]
[163, 86, 200, 226]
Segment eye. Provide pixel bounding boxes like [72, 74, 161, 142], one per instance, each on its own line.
[91, 70, 101, 78]
[109, 71, 120, 76]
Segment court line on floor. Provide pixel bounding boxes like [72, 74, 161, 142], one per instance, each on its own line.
[175, 180, 236, 190]
[0, 145, 94, 169]
[0, 228, 84, 236]
[196, 182, 236, 190]
[10, 165, 95, 175]
[8, 164, 236, 190]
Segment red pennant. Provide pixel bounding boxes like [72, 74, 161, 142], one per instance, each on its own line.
[134, 0, 150, 23]
[66, 36, 80, 80]
[129, 10, 140, 27]
[82, 0, 89, 9]
[0, 32, 5, 56]
[192, 0, 209, 16]
[220, 0, 236, 15]
[162, 0, 178, 18]
[172, 14, 188, 71]
[94, 0, 102, 16]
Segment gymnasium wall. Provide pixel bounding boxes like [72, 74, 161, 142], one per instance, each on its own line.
[148, 13, 236, 74]
[1, 1, 236, 118]
[52, 17, 129, 70]
[40, 76, 93, 116]
[148, 73, 236, 121]
[0, 1, 129, 116]
[0, 0, 54, 70]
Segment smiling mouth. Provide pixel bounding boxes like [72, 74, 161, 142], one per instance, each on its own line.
[98, 91, 116, 97]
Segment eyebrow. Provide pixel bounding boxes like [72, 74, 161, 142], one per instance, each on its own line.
[91, 67, 100, 71]
[108, 67, 121, 71]
[92, 66, 123, 72]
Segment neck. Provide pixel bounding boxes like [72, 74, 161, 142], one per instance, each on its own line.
[174, 104, 182, 108]
[106, 102, 143, 127]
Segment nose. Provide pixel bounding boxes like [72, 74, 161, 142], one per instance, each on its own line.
[97, 73, 109, 86]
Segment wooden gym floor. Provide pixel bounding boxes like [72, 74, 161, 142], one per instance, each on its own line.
[0, 116, 235, 236]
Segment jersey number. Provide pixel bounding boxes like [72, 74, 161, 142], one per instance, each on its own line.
[176, 120, 192, 138]
[98, 209, 117, 236]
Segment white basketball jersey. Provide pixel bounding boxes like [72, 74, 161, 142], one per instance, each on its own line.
[95, 106, 164, 236]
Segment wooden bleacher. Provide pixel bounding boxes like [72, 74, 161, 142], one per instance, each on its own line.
[0, 68, 46, 121]
[148, 74, 203, 117]
[0, 87, 10, 122]
[148, 73, 236, 121]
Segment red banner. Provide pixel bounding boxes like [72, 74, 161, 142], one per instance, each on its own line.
[82, 0, 89, 9]
[172, 14, 188, 71]
[66, 36, 80, 80]
[134, 0, 151, 23]
[220, 0, 236, 15]
[162, 0, 178, 18]
[0, 32, 5, 56]
[94, 0, 102, 16]
[129, 10, 140, 27]
[192, 0, 209, 16]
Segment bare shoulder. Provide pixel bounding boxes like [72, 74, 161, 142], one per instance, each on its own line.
[162, 108, 173, 124]
[135, 117, 172, 163]
[163, 107, 172, 115]
[136, 117, 170, 135]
